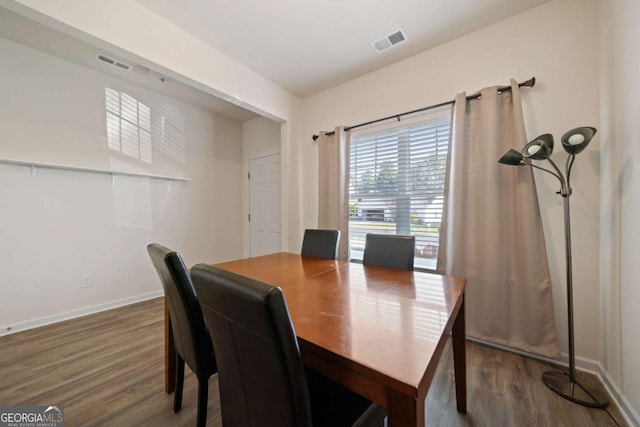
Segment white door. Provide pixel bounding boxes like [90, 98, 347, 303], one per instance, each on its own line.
[249, 154, 281, 257]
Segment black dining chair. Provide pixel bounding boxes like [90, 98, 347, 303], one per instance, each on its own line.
[191, 264, 387, 427]
[362, 233, 416, 271]
[301, 229, 341, 260]
[147, 244, 217, 427]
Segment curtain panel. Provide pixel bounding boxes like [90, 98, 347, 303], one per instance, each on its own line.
[437, 80, 560, 357]
[317, 127, 350, 261]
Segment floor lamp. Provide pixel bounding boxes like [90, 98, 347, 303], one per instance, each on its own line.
[498, 126, 609, 408]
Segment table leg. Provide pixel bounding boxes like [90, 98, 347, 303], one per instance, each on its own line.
[386, 387, 424, 427]
[164, 299, 176, 394]
[452, 294, 467, 413]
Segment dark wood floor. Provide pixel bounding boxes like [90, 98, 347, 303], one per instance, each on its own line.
[0, 298, 625, 426]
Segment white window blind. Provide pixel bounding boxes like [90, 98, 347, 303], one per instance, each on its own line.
[349, 109, 451, 270]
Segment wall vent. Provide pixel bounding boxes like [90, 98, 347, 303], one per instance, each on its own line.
[372, 28, 407, 53]
[96, 53, 132, 71]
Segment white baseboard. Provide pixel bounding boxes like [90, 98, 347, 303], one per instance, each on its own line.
[0, 290, 164, 337]
[596, 362, 640, 426]
[467, 337, 639, 426]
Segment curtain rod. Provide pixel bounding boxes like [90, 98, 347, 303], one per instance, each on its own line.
[312, 77, 536, 140]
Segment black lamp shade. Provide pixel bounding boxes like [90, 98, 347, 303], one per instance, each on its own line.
[498, 149, 524, 165]
[561, 127, 596, 155]
[521, 134, 554, 160]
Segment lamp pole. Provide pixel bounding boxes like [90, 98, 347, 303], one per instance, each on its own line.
[562, 192, 576, 385]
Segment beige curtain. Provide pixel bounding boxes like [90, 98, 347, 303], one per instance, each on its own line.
[437, 80, 560, 357]
[317, 127, 350, 261]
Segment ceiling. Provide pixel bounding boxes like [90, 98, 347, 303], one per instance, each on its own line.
[134, 0, 549, 97]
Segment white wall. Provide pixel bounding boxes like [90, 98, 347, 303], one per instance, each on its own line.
[599, 0, 640, 421]
[243, 116, 282, 161]
[300, 0, 601, 364]
[242, 116, 282, 255]
[0, 37, 244, 332]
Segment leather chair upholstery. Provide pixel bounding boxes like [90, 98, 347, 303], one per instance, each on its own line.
[362, 233, 416, 271]
[147, 244, 217, 427]
[301, 229, 340, 260]
[191, 264, 387, 427]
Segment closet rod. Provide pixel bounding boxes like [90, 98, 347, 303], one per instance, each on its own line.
[312, 76, 536, 140]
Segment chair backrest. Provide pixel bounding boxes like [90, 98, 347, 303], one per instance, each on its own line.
[362, 233, 416, 271]
[301, 229, 340, 260]
[147, 243, 215, 378]
[191, 264, 313, 427]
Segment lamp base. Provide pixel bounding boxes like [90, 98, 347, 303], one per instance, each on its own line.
[542, 371, 609, 408]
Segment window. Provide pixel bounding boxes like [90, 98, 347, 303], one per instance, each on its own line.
[349, 108, 450, 270]
[105, 88, 152, 164]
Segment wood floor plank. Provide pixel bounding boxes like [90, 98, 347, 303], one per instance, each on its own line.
[0, 298, 626, 426]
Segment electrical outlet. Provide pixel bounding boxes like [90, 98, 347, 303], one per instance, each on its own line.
[81, 274, 92, 288]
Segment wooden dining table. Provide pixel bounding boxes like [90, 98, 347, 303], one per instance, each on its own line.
[164, 252, 467, 427]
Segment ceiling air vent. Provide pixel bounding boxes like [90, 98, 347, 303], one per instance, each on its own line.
[372, 28, 407, 53]
[96, 53, 132, 71]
